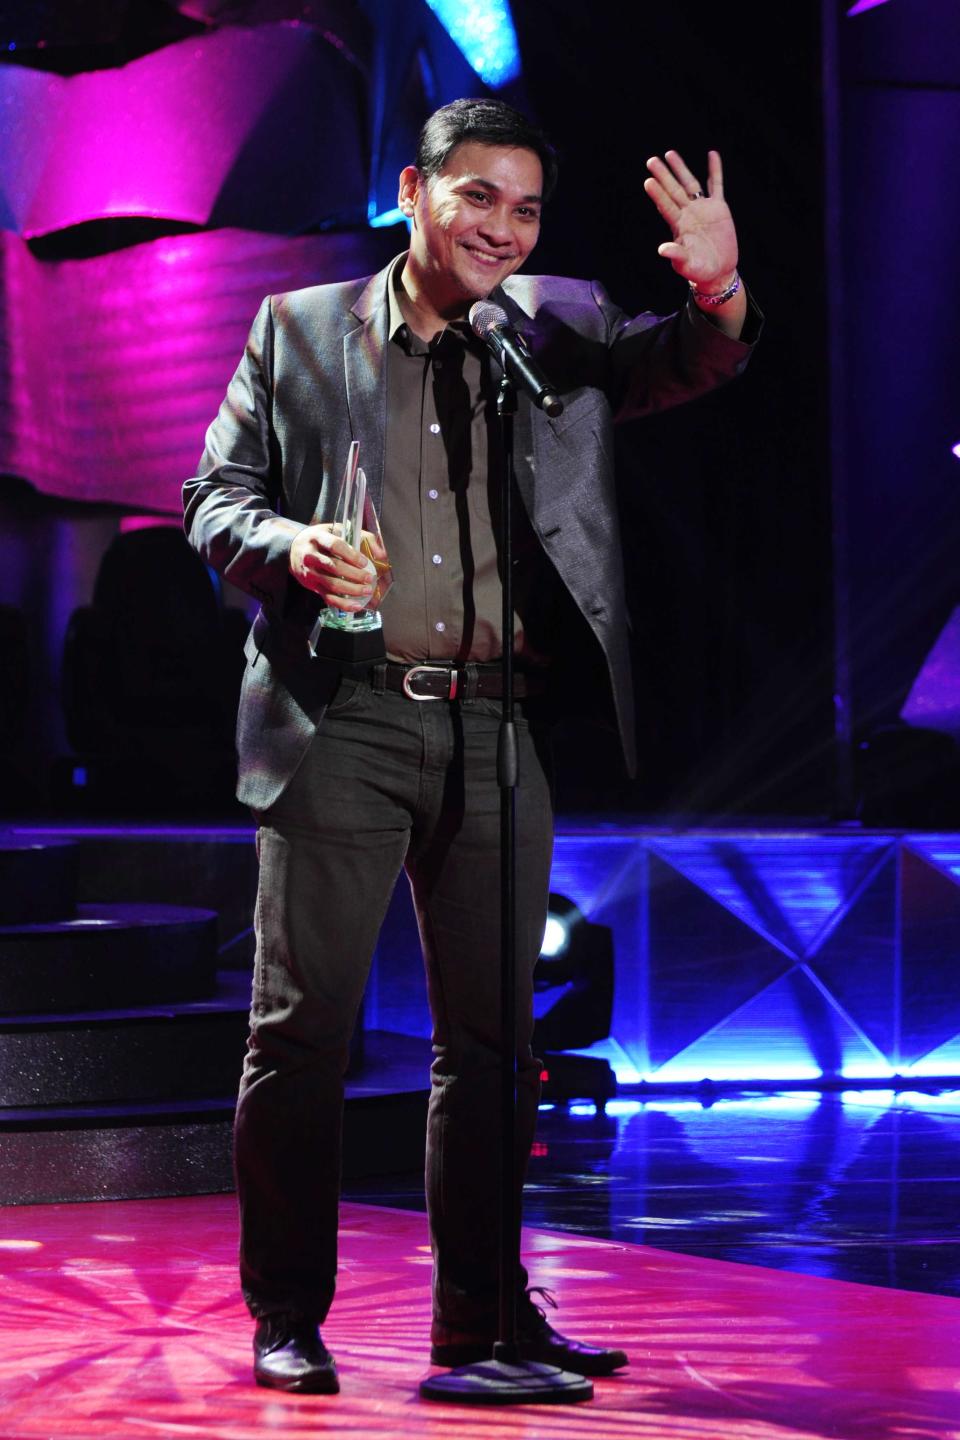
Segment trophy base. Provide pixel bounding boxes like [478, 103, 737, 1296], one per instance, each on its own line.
[316, 608, 382, 633]
[309, 620, 386, 665]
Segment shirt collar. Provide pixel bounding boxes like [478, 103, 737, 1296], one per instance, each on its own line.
[387, 254, 486, 356]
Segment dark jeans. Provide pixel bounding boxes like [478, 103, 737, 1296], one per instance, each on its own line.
[235, 673, 554, 1330]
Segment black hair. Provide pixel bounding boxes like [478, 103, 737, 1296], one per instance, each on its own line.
[415, 98, 558, 201]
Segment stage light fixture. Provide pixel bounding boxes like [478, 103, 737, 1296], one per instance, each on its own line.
[421, 0, 521, 88]
[534, 894, 613, 1053]
[540, 913, 570, 959]
[533, 894, 616, 1105]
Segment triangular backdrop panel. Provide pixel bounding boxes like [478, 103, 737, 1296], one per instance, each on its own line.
[646, 852, 793, 1069]
[649, 836, 894, 959]
[652, 969, 885, 1082]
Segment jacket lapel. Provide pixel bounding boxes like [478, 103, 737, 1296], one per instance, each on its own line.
[343, 261, 395, 515]
[489, 283, 542, 525]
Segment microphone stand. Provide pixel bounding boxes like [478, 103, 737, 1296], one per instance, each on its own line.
[420, 372, 592, 1407]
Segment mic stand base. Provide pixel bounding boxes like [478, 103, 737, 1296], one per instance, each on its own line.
[420, 1355, 593, 1406]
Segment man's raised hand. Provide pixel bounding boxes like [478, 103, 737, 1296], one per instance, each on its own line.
[643, 149, 739, 293]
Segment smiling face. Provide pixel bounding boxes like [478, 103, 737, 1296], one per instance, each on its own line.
[398, 141, 543, 322]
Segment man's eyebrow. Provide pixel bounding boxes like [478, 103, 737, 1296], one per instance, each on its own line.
[457, 174, 543, 204]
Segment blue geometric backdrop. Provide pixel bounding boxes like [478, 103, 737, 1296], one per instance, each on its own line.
[367, 832, 960, 1085]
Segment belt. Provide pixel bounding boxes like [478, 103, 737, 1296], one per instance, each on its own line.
[367, 661, 546, 702]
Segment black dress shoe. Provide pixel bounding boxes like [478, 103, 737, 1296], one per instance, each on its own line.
[253, 1315, 339, 1393]
[430, 1288, 628, 1377]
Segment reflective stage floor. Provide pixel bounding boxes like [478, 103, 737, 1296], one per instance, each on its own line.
[348, 1087, 960, 1301]
[3, 1190, 960, 1439]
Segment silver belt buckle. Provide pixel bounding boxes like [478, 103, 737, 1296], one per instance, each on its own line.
[402, 663, 458, 701]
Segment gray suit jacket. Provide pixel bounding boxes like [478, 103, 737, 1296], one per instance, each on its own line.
[183, 258, 756, 810]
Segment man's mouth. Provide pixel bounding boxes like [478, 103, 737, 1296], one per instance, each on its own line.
[460, 243, 515, 267]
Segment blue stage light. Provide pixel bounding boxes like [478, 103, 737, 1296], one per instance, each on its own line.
[905, 1045, 960, 1079]
[368, 206, 409, 229]
[650, 1059, 823, 1084]
[839, 1060, 896, 1080]
[604, 1100, 643, 1117]
[422, 0, 521, 88]
[896, 1089, 960, 1112]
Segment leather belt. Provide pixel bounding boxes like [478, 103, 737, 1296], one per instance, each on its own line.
[369, 661, 546, 702]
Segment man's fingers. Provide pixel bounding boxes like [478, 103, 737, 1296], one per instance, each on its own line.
[301, 538, 371, 579]
[324, 594, 370, 611]
[646, 154, 690, 208]
[643, 175, 681, 227]
[657, 241, 687, 264]
[289, 521, 376, 600]
[360, 527, 388, 562]
[318, 534, 366, 569]
[707, 149, 724, 197]
[302, 552, 370, 584]
[663, 149, 704, 199]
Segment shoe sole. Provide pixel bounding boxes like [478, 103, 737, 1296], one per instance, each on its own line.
[254, 1367, 340, 1394]
[430, 1343, 628, 1376]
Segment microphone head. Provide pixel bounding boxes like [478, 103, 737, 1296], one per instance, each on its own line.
[468, 300, 508, 340]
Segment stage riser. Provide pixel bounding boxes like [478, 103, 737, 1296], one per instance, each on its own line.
[0, 1094, 427, 1205]
[0, 840, 77, 924]
[0, 905, 218, 1011]
[0, 1011, 248, 1107]
[25, 830, 260, 971]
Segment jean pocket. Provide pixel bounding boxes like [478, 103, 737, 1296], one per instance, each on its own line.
[324, 674, 368, 717]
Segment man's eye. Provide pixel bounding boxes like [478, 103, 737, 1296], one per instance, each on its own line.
[468, 191, 491, 204]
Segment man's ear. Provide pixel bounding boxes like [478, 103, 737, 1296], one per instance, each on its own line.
[397, 165, 421, 218]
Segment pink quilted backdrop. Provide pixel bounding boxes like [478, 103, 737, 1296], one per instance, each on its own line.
[0, 227, 402, 513]
[0, 20, 409, 513]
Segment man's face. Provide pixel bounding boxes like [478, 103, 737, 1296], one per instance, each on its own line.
[399, 141, 543, 313]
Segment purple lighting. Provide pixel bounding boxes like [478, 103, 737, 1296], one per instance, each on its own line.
[952, 440, 960, 460]
[0, 25, 367, 237]
[0, 228, 398, 512]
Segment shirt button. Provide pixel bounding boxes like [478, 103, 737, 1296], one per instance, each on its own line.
[435, 621, 446, 633]
[428, 488, 439, 500]
[429, 423, 440, 434]
[432, 554, 442, 566]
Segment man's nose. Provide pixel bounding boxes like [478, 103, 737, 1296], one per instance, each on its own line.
[476, 208, 515, 245]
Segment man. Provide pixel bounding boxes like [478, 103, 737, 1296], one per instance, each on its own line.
[183, 98, 758, 1394]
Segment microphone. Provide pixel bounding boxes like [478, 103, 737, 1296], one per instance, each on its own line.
[468, 301, 564, 418]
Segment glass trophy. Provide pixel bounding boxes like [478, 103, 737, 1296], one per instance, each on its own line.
[310, 441, 393, 653]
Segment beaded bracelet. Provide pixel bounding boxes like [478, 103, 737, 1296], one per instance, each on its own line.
[690, 270, 741, 306]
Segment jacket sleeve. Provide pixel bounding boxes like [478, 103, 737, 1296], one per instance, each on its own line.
[182, 296, 306, 615]
[590, 280, 761, 423]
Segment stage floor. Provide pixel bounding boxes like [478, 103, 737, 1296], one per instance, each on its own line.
[348, 1087, 960, 1299]
[2, 1192, 959, 1439]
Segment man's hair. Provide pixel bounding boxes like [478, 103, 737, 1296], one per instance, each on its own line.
[415, 98, 558, 201]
